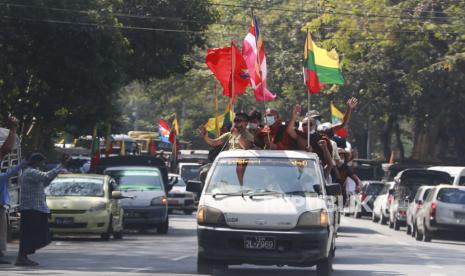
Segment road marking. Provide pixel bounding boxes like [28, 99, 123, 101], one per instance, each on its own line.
[427, 264, 442, 269]
[172, 255, 192, 261]
[376, 234, 386, 239]
[416, 253, 432, 260]
[129, 267, 153, 273]
[396, 241, 409, 246]
[429, 273, 447, 276]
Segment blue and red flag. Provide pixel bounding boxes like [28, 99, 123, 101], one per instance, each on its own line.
[158, 119, 171, 144]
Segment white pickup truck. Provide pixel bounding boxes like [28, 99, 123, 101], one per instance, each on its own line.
[0, 127, 22, 241]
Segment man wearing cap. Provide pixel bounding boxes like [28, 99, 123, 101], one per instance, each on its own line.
[200, 112, 254, 151]
[15, 153, 69, 266]
[0, 116, 21, 264]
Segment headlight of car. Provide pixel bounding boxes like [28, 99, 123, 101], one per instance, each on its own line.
[197, 206, 226, 227]
[88, 202, 107, 212]
[150, 196, 167, 206]
[296, 210, 329, 228]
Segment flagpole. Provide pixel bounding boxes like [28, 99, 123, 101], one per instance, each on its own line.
[251, 10, 271, 148]
[306, 28, 311, 151]
[214, 82, 220, 138]
[231, 40, 235, 115]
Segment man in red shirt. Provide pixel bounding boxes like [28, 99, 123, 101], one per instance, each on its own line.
[261, 108, 292, 150]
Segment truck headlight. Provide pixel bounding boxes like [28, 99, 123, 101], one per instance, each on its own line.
[197, 206, 226, 227]
[150, 196, 167, 206]
[89, 202, 107, 212]
[296, 210, 328, 228]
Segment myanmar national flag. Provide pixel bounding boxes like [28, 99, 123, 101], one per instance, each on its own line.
[331, 102, 348, 138]
[204, 103, 235, 137]
[304, 34, 344, 94]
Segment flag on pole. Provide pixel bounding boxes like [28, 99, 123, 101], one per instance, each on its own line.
[90, 126, 100, 172]
[206, 45, 250, 98]
[158, 119, 171, 144]
[242, 16, 276, 101]
[169, 117, 179, 144]
[304, 33, 344, 94]
[330, 102, 348, 138]
[204, 103, 235, 137]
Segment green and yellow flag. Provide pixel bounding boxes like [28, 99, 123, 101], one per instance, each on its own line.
[204, 103, 235, 137]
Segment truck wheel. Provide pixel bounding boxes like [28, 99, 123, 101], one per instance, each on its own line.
[316, 257, 333, 276]
[157, 216, 169, 234]
[197, 255, 226, 274]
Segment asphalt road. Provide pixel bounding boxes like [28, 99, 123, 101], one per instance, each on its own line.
[1, 213, 465, 276]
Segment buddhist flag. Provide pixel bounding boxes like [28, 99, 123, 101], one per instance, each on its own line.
[304, 33, 344, 94]
[331, 102, 348, 138]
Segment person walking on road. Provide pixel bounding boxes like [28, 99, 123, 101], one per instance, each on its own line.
[0, 115, 20, 264]
[15, 153, 69, 266]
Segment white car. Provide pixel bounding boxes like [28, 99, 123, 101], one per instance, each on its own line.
[415, 185, 465, 242]
[167, 173, 197, 215]
[372, 182, 395, 224]
[191, 150, 338, 276]
[428, 166, 465, 186]
[406, 186, 434, 237]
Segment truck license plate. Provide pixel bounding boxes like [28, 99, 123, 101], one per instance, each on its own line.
[244, 236, 276, 250]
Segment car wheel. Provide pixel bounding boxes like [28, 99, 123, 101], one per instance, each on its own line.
[406, 224, 412, 235]
[157, 216, 169, 234]
[411, 224, 416, 238]
[316, 256, 333, 276]
[113, 231, 123, 240]
[197, 255, 226, 275]
[423, 221, 432, 242]
[380, 213, 387, 225]
[372, 212, 378, 222]
[354, 208, 362, 219]
[394, 219, 400, 231]
[415, 225, 423, 241]
[100, 217, 113, 241]
[389, 218, 394, 229]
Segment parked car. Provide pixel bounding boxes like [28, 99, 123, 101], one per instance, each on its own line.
[167, 173, 197, 215]
[415, 185, 465, 242]
[406, 186, 434, 237]
[372, 182, 395, 224]
[46, 174, 124, 240]
[105, 166, 169, 234]
[189, 150, 338, 276]
[389, 169, 451, 231]
[428, 166, 465, 186]
[353, 181, 385, 218]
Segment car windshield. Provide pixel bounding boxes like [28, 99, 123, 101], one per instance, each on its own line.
[107, 170, 162, 190]
[45, 178, 104, 197]
[365, 183, 385, 195]
[437, 188, 465, 204]
[398, 174, 450, 198]
[181, 165, 201, 181]
[206, 157, 320, 195]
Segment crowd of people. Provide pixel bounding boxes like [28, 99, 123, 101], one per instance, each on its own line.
[199, 97, 361, 201]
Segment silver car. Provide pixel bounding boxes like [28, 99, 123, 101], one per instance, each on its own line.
[406, 186, 433, 237]
[372, 182, 395, 225]
[415, 185, 465, 242]
[167, 173, 197, 215]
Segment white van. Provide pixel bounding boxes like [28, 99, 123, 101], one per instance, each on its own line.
[428, 166, 465, 186]
[191, 150, 338, 276]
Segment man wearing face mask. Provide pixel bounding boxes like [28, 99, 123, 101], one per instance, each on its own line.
[260, 108, 292, 150]
[247, 110, 264, 149]
[200, 113, 254, 151]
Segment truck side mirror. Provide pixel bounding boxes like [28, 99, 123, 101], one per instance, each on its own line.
[186, 180, 203, 196]
[326, 183, 342, 196]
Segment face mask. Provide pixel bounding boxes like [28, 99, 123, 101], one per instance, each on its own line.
[266, 116, 275, 126]
[310, 129, 316, 135]
[247, 123, 258, 130]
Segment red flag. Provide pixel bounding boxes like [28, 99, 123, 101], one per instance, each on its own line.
[206, 45, 250, 97]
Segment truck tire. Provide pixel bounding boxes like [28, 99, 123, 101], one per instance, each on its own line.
[316, 257, 333, 276]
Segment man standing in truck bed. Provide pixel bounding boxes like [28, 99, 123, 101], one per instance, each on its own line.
[0, 116, 21, 264]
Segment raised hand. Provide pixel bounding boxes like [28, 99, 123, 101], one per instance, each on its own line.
[7, 115, 19, 129]
[346, 97, 358, 109]
[292, 104, 301, 119]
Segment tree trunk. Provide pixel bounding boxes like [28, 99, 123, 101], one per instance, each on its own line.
[395, 123, 405, 161]
[381, 115, 395, 161]
[410, 117, 453, 163]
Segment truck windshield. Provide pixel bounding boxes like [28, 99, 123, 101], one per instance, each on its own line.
[206, 157, 320, 195]
[107, 170, 162, 191]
